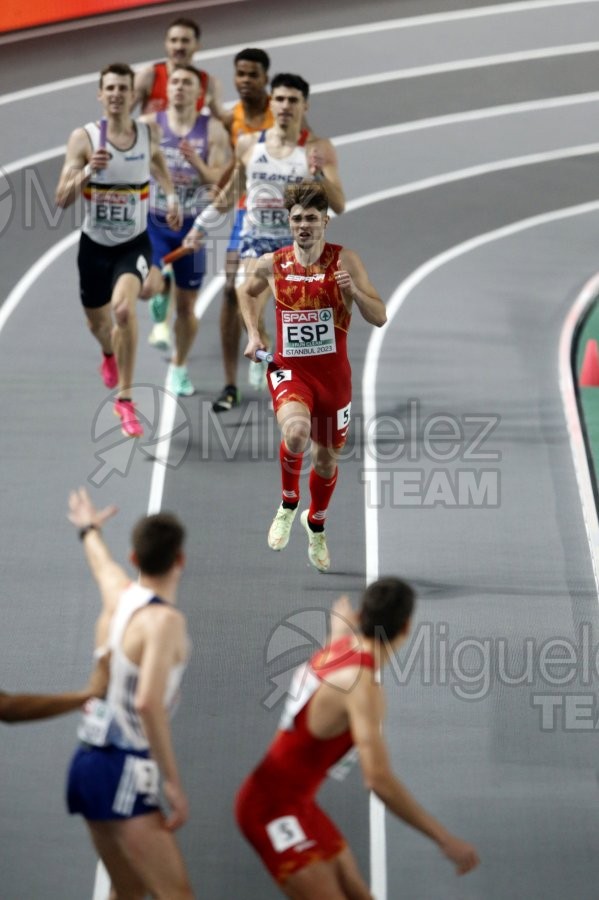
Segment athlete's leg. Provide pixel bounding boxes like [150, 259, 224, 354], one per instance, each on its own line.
[172, 287, 199, 367]
[308, 441, 340, 523]
[279, 400, 311, 455]
[100, 812, 194, 900]
[333, 848, 373, 900]
[84, 304, 113, 354]
[220, 249, 242, 386]
[139, 264, 164, 300]
[268, 400, 311, 549]
[280, 858, 349, 899]
[111, 273, 141, 399]
[86, 821, 147, 900]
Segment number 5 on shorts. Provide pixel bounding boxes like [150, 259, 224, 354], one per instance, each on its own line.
[337, 402, 351, 429]
[266, 815, 307, 853]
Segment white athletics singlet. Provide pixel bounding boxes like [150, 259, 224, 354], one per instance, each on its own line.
[240, 130, 310, 244]
[103, 583, 188, 751]
[81, 121, 151, 246]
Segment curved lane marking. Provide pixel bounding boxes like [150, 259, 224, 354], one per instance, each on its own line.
[362, 198, 599, 897]
[2, 0, 599, 106]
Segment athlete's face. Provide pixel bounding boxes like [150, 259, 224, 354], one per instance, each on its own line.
[234, 60, 268, 100]
[289, 204, 328, 249]
[168, 69, 201, 108]
[98, 73, 134, 115]
[165, 26, 199, 66]
[271, 86, 306, 127]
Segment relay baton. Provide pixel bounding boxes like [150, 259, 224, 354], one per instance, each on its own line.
[255, 349, 274, 363]
[162, 245, 193, 265]
[99, 117, 108, 149]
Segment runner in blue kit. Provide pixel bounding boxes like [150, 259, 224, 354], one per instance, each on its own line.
[65, 487, 194, 900]
[55, 63, 182, 437]
[140, 65, 230, 395]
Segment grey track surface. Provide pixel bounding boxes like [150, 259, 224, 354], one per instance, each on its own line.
[2, 1, 599, 898]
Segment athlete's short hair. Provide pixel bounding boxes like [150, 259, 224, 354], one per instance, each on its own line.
[169, 64, 203, 85]
[359, 577, 415, 642]
[167, 17, 200, 39]
[284, 182, 329, 214]
[270, 73, 309, 99]
[131, 513, 186, 576]
[234, 48, 270, 72]
[99, 63, 135, 89]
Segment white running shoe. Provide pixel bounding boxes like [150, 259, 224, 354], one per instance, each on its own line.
[300, 510, 330, 572]
[148, 321, 171, 351]
[268, 504, 298, 550]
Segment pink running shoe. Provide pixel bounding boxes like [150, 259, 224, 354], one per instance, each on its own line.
[114, 399, 143, 438]
[100, 352, 118, 389]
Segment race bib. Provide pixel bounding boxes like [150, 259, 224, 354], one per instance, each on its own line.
[337, 402, 351, 429]
[91, 189, 137, 237]
[269, 368, 292, 389]
[266, 815, 307, 853]
[282, 309, 336, 357]
[133, 758, 159, 800]
[248, 197, 288, 233]
[77, 698, 113, 747]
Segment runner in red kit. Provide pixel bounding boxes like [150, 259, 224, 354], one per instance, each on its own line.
[239, 182, 385, 572]
[235, 580, 480, 898]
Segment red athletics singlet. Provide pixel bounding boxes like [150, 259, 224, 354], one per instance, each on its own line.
[269, 242, 352, 448]
[235, 636, 375, 883]
[143, 61, 209, 113]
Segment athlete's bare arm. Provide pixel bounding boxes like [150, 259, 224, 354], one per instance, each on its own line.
[207, 81, 233, 129]
[133, 64, 156, 112]
[67, 487, 128, 611]
[134, 605, 189, 830]
[239, 254, 275, 359]
[346, 671, 480, 875]
[183, 133, 253, 249]
[335, 248, 387, 327]
[148, 123, 182, 230]
[307, 138, 345, 214]
[330, 595, 359, 639]
[55, 128, 109, 208]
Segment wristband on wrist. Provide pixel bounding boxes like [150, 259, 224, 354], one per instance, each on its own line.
[192, 207, 214, 234]
[79, 524, 99, 541]
[166, 192, 178, 207]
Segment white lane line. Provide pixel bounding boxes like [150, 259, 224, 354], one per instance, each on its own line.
[333, 91, 599, 146]
[311, 42, 599, 94]
[558, 273, 599, 594]
[362, 198, 599, 897]
[0, 231, 77, 335]
[2, 0, 599, 106]
[0, 0, 246, 46]
[7, 87, 599, 185]
[145, 273, 225, 518]
[4, 143, 599, 900]
[3, 146, 65, 176]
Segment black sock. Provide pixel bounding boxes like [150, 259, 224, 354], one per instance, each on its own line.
[307, 519, 324, 533]
[282, 501, 298, 510]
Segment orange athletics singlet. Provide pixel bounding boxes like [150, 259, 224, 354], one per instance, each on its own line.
[229, 98, 274, 147]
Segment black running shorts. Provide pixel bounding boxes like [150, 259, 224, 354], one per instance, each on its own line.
[77, 231, 152, 309]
